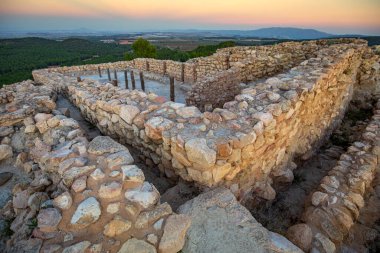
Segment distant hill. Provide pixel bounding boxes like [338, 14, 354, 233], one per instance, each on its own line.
[187, 27, 334, 40]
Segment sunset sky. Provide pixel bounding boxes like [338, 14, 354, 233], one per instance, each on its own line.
[0, 0, 379, 35]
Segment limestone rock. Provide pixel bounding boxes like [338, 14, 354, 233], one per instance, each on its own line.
[312, 191, 328, 206]
[120, 105, 140, 124]
[158, 214, 191, 253]
[145, 117, 174, 140]
[185, 138, 216, 168]
[117, 238, 156, 253]
[178, 187, 301, 253]
[37, 208, 62, 232]
[287, 223, 313, 252]
[0, 144, 13, 161]
[72, 176, 87, 193]
[88, 136, 126, 155]
[121, 165, 145, 184]
[99, 181, 122, 199]
[62, 241, 91, 253]
[125, 182, 160, 209]
[176, 106, 201, 118]
[135, 202, 172, 229]
[268, 232, 304, 253]
[106, 150, 134, 169]
[63, 165, 96, 186]
[53, 192, 73, 210]
[0, 172, 13, 186]
[103, 217, 132, 237]
[71, 197, 101, 228]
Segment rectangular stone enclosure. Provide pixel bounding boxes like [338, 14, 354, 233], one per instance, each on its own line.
[33, 38, 380, 200]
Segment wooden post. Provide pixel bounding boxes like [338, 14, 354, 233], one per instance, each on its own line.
[181, 63, 185, 82]
[163, 61, 167, 75]
[112, 80, 118, 86]
[107, 68, 111, 81]
[146, 61, 150, 71]
[77, 76, 82, 82]
[124, 70, 129, 89]
[98, 66, 102, 77]
[170, 76, 175, 102]
[131, 70, 136, 90]
[226, 55, 230, 69]
[114, 70, 117, 80]
[193, 64, 197, 82]
[140, 72, 145, 91]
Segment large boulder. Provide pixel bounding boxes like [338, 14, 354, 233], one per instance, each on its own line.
[178, 187, 303, 253]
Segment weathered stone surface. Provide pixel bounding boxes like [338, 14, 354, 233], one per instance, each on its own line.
[176, 106, 201, 118]
[71, 197, 101, 228]
[99, 181, 122, 199]
[53, 192, 73, 210]
[185, 138, 216, 168]
[88, 136, 126, 155]
[125, 182, 160, 209]
[117, 238, 156, 253]
[62, 241, 91, 253]
[106, 150, 134, 169]
[121, 165, 145, 184]
[287, 223, 313, 252]
[63, 165, 96, 186]
[13, 190, 30, 209]
[37, 208, 62, 232]
[145, 117, 174, 140]
[72, 176, 87, 192]
[120, 105, 140, 124]
[268, 232, 305, 253]
[312, 191, 328, 206]
[158, 214, 191, 253]
[135, 202, 172, 229]
[0, 144, 13, 161]
[0, 172, 13, 186]
[178, 187, 302, 253]
[103, 217, 132, 237]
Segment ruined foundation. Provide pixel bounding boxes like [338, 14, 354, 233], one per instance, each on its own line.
[1, 38, 380, 253]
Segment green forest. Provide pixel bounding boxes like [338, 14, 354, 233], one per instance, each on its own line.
[0, 37, 235, 87]
[0, 38, 131, 87]
[1, 36, 379, 88]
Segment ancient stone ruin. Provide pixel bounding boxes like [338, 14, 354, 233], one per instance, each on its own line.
[0, 39, 379, 253]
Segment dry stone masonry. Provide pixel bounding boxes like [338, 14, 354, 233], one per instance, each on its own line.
[33, 39, 380, 203]
[1, 38, 379, 253]
[0, 81, 190, 253]
[287, 100, 380, 252]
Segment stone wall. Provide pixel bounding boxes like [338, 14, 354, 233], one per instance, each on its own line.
[0, 81, 190, 253]
[186, 40, 324, 110]
[287, 100, 380, 252]
[32, 40, 378, 203]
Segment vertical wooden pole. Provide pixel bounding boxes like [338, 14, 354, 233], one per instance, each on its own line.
[98, 66, 102, 77]
[146, 61, 150, 71]
[226, 55, 230, 69]
[140, 72, 145, 91]
[107, 68, 111, 81]
[193, 64, 197, 82]
[131, 71, 136, 90]
[112, 80, 118, 86]
[181, 63, 185, 82]
[114, 70, 117, 80]
[124, 70, 129, 89]
[170, 76, 175, 102]
[163, 61, 167, 76]
[77, 76, 82, 82]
